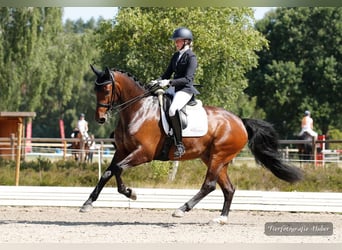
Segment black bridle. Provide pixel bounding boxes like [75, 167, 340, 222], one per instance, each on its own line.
[95, 70, 115, 110]
[94, 70, 157, 114]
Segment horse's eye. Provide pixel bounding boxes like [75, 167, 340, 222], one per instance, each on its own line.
[103, 86, 111, 95]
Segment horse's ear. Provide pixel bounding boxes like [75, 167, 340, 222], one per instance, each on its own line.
[90, 64, 102, 77]
[104, 67, 111, 76]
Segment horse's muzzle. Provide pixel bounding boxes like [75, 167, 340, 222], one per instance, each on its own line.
[96, 113, 107, 124]
[97, 117, 106, 124]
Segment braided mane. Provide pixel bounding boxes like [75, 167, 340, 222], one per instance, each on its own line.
[112, 68, 147, 89]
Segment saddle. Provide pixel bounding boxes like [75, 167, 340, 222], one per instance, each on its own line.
[158, 92, 208, 137]
[71, 129, 90, 145]
[152, 87, 208, 161]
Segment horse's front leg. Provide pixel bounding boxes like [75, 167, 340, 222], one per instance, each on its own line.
[80, 160, 118, 212]
[80, 148, 150, 212]
[114, 151, 150, 200]
[114, 171, 137, 201]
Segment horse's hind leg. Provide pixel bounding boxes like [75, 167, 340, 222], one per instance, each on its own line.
[172, 153, 237, 224]
[211, 164, 235, 224]
[172, 159, 222, 218]
[172, 173, 217, 218]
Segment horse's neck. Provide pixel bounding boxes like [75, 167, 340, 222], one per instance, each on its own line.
[118, 96, 158, 125]
[114, 72, 159, 125]
[116, 73, 145, 102]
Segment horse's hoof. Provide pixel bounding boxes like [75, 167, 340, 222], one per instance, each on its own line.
[172, 209, 185, 218]
[210, 216, 228, 225]
[129, 189, 137, 200]
[79, 203, 93, 213]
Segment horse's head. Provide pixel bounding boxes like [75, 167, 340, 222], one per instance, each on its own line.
[90, 65, 116, 124]
[91, 65, 150, 124]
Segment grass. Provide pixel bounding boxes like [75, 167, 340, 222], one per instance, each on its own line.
[0, 157, 341, 192]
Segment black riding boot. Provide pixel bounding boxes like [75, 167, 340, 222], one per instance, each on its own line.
[169, 111, 185, 158]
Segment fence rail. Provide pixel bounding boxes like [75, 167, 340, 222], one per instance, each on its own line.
[0, 186, 341, 213]
[1, 137, 342, 167]
[0, 137, 116, 160]
[1, 136, 341, 186]
[1, 137, 341, 163]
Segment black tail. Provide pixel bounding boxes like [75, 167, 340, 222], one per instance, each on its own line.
[242, 118, 303, 183]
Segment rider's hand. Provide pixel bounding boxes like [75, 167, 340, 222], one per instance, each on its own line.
[158, 79, 170, 88]
[150, 79, 159, 85]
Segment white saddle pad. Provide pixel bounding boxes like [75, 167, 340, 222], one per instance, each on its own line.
[161, 100, 208, 137]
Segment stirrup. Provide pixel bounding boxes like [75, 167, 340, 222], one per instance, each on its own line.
[174, 143, 185, 158]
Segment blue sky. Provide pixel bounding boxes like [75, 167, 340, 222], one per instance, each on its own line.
[63, 7, 274, 22]
[63, 7, 117, 22]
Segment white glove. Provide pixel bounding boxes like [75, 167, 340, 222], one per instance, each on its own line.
[158, 79, 170, 88]
[147, 79, 159, 89]
[150, 79, 159, 85]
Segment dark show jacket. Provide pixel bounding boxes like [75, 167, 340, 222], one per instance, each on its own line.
[161, 49, 200, 95]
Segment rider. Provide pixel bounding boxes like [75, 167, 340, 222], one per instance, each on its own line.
[156, 27, 200, 158]
[77, 113, 89, 140]
[299, 110, 318, 139]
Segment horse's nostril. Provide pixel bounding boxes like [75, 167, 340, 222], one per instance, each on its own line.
[98, 117, 106, 124]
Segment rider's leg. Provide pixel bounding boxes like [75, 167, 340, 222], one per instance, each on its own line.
[169, 91, 192, 158]
[169, 110, 185, 158]
[308, 130, 318, 140]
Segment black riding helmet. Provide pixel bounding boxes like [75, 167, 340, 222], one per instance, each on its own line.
[170, 27, 193, 41]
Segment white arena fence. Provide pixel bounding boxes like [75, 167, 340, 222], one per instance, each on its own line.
[0, 137, 116, 160]
[0, 137, 341, 213]
[1, 137, 341, 185]
[1, 137, 341, 166]
[0, 186, 341, 213]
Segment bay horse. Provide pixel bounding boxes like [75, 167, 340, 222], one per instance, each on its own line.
[70, 129, 90, 162]
[80, 65, 303, 224]
[297, 132, 314, 162]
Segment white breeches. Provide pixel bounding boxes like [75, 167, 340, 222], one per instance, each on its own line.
[169, 90, 193, 117]
[81, 131, 89, 139]
[299, 128, 318, 139]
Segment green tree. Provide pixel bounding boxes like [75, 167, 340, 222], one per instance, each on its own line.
[0, 7, 104, 138]
[33, 19, 103, 138]
[64, 17, 99, 33]
[96, 7, 268, 110]
[246, 7, 342, 137]
[0, 8, 64, 112]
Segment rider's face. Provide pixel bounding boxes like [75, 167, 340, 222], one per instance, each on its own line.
[174, 39, 185, 51]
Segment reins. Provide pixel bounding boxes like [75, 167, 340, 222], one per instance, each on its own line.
[111, 90, 152, 114]
[95, 70, 159, 115]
